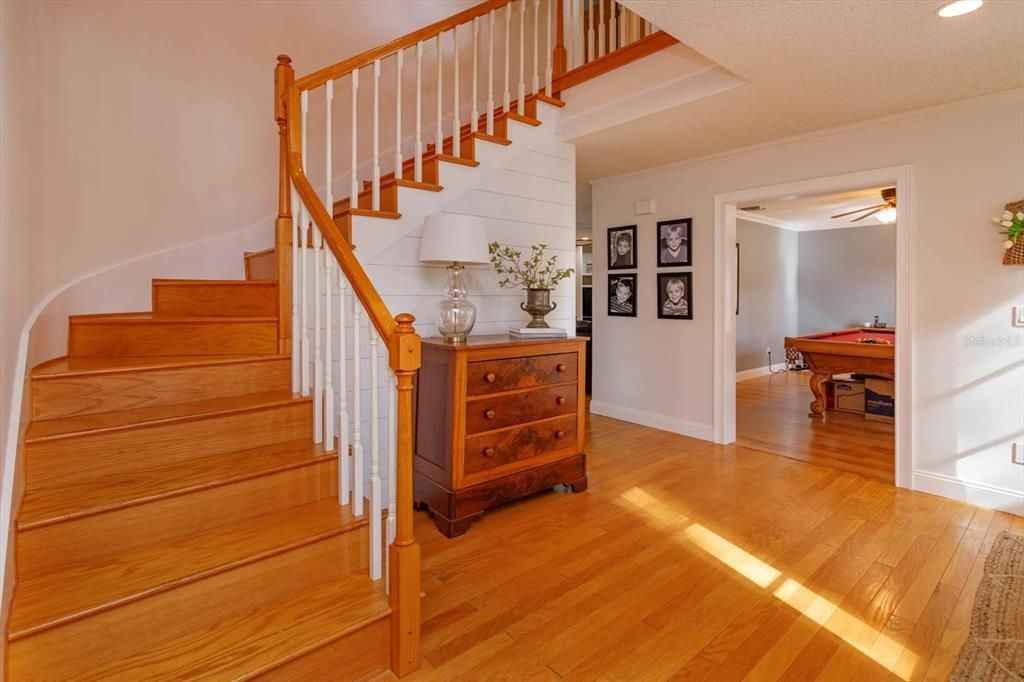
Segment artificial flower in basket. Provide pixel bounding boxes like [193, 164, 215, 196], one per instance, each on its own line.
[992, 202, 1024, 265]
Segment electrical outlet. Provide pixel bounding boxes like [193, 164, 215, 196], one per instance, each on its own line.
[766, 346, 771, 357]
[1013, 306, 1024, 328]
[1014, 443, 1024, 466]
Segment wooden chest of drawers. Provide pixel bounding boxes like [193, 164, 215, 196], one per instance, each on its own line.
[413, 335, 588, 537]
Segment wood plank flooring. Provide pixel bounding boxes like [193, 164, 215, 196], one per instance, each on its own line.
[377, 410, 1019, 681]
[737, 370, 895, 483]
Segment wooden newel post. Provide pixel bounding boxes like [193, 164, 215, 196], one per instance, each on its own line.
[554, 0, 567, 84]
[275, 54, 295, 354]
[388, 312, 422, 676]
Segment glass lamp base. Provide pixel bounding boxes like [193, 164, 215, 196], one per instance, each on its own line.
[435, 264, 477, 343]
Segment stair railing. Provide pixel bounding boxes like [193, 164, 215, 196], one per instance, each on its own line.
[272, 0, 675, 676]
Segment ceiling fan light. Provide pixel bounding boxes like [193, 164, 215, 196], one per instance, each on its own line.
[875, 207, 897, 223]
[936, 0, 983, 17]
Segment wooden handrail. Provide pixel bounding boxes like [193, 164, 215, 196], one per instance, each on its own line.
[295, 0, 515, 92]
[553, 30, 678, 94]
[286, 89, 400, 344]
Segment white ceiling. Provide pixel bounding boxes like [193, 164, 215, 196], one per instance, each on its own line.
[739, 186, 897, 231]
[576, 0, 1024, 208]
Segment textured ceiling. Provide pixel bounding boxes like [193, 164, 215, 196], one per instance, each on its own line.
[576, 0, 1024, 192]
[742, 186, 896, 230]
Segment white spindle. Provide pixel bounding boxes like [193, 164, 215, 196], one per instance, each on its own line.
[290, 184, 300, 393]
[394, 50, 403, 181]
[609, 0, 617, 53]
[532, 0, 540, 95]
[372, 58, 381, 211]
[578, 0, 585, 66]
[435, 34, 443, 154]
[338, 271, 350, 505]
[369, 329, 382, 580]
[546, 0, 552, 95]
[415, 42, 423, 182]
[517, 0, 526, 109]
[471, 17, 479, 134]
[324, 81, 335, 448]
[313, 210, 323, 442]
[599, 0, 605, 57]
[587, 0, 595, 63]
[487, 10, 495, 134]
[300, 91, 310, 398]
[350, 69, 359, 204]
[352, 299, 364, 516]
[503, 3, 511, 113]
[452, 26, 460, 158]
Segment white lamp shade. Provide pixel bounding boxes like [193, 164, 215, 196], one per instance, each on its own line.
[418, 213, 490, 264]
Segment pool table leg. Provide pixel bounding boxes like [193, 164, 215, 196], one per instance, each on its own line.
[808, 372, 829, 419]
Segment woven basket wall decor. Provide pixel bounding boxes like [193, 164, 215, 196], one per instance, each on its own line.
[1003, 199, 1024, 266]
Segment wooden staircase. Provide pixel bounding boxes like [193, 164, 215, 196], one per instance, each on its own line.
[4, 0, 679, 677]
[8, 268, 392, 681]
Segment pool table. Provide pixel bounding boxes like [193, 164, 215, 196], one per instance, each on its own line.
[784, 327, 894, 419]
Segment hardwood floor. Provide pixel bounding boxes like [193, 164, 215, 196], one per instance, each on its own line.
[377, 410, 1020, 682]
[737, 370, 895, 483]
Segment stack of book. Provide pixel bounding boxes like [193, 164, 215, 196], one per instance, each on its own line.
[509, 326, 568, 339]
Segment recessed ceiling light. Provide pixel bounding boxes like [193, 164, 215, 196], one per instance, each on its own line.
[580, 237, 591, 240]
[782, 194, 800, 201]
[936, 0, 983, 17]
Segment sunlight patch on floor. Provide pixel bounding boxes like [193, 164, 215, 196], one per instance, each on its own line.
[619, 487, 917, 680]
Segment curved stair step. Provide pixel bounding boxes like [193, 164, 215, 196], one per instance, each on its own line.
[30, 354, 291, 420]
[152, 279, 278, 317]
[68, 312, 279, 357]
[11, 498, 367, 640]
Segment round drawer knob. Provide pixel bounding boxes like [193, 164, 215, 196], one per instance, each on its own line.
[483, 447, 495, 457]
[485, 372, 497, 383]
[555, 430, 565, 439]
[484, 409, 496, 419]
[556, 396, 567, 406]
[556, 363, 567, 373]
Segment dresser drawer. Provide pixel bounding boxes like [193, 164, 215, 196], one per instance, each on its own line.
[467, 352, 577, 396]
[465, 384, 577, 434]
[464, 415, 577, 476]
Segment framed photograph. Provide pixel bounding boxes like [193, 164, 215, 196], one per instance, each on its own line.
[608, 273, 637, 317]
[657, 272, 693, 320]
[607, 225, 637, 270]
[656, 218, 692, 267]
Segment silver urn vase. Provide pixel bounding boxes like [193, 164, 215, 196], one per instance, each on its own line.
[520, 288, 557, 328]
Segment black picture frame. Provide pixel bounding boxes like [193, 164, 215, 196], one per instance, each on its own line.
[607, 225, 637, 270]
[656, 218, 692, 267]
[657, 272, 693, 320]
[608, 273, 637, 317]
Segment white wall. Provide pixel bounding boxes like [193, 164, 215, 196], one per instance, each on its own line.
[797, 224, 897, 334]
[591, 89, 1024, 513]
[736, 219, 798, 372]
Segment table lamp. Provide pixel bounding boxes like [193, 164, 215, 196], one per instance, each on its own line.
[418, 213, 490, 344]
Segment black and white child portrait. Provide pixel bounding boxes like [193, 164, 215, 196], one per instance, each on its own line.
[657, 218, 692, 267]
[607, 225, 637, 270]
[657, 272, 692, 320]
[608, 274, 637, 317]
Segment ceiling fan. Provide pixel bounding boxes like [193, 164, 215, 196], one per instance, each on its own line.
[831, 188, 896, 223]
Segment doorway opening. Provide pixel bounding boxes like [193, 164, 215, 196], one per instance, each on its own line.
[713, 167, 913, 488]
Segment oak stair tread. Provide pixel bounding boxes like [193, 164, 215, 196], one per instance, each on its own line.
[69, 312, 278, 323]
[19, 438, 332, 529]
[32, 354, 289, 379]
[64, 573, 388, 682]
[25, 390, 309, 443]
[9, 498, 368, 641]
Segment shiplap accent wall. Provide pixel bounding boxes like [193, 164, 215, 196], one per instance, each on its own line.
[310, 129, 576, 494]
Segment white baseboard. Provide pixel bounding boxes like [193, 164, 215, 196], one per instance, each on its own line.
[736, 365, 773, 382]
[913, 470, 1024, 516]
[589, 400, 715, 442]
